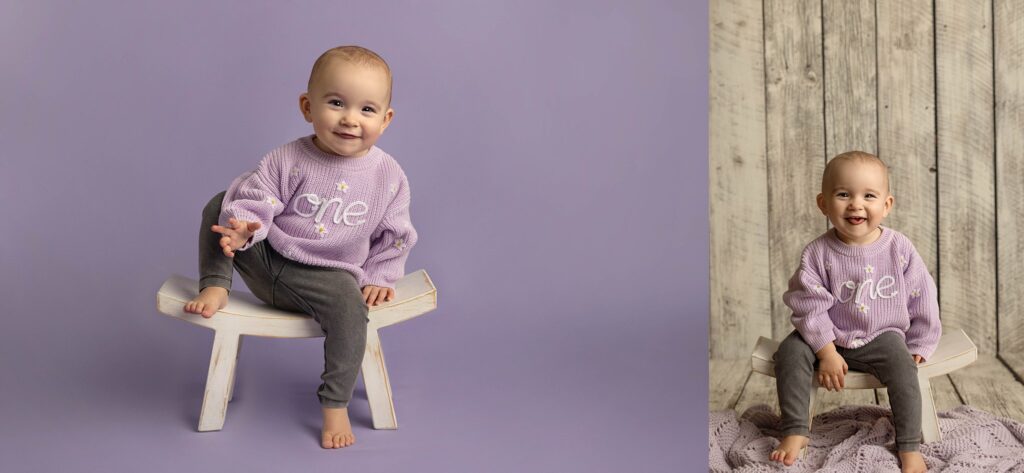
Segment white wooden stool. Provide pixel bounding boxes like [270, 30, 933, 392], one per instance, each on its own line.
[750, 328, 977, 443]
[156, 269, 437, 432]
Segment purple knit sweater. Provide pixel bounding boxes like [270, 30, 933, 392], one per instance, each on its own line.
[783, 226, 941, 361]
[219, 135, 417, 289]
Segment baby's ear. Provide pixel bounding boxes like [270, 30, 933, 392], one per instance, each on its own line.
[816, 193, 826, 213]
[298, 93, 313, 122]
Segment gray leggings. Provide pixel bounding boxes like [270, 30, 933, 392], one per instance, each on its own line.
[199, 192, 369, 409]
[773, 330, 922, 452]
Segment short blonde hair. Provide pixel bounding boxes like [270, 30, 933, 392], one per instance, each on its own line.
[821, 150, 890, 193]
[307, 45, 393, 106]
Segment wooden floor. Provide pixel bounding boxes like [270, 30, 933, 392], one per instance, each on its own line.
[710, 354, 1024, 423]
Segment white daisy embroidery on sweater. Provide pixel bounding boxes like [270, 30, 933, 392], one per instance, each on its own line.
[394, 238, 405, 250]
[857, 303, 869, 314]
[865, 264, 874, 274]
[337, 181, 350, 193]
[389, 183, 398, 194]
[315, 223, 327, 237]
[911, 289, 921, 298]
[265, 197, 278, 206]
[290, 167, 300, 177]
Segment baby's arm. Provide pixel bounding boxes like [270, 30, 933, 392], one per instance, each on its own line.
[361, 173, 418, 303]
[783, 256, 839, 354]
[218, 155, 287, 251]
[783, 255, 847, 390]
[903, 245, 942, 362]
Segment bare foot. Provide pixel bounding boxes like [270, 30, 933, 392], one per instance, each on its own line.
[321, 406, 355, 449]
[183, 287, 229, 318]
[899, 451, 927, 473]
[769, 435, 808, 466]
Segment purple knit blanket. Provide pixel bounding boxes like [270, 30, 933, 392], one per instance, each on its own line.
[710, 404, 1024, 472]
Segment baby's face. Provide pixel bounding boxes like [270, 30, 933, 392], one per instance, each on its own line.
[816, 160, 894, 246]
[300, 59, 393, 158]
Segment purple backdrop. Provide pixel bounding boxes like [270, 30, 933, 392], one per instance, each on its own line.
[0, 1, 707, 471]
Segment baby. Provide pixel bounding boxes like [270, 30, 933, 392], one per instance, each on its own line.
[769, 151, 940, 473]
[182, 45, 417, 449]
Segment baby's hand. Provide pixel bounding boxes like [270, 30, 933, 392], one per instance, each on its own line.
[362, 285, 395, 307]
[913, 355, 924, 364]
[817, 351, 848, 392]
[211, 217, 261, 258]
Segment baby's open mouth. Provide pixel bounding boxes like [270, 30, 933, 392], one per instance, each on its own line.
[845, 217, 866, 225]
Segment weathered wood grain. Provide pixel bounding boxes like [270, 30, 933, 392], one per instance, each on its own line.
[877, 0, 938, 275]
[949, 355, 1024, 422]
[935, 0, 997, 354]
[709, 0, 772, 359]
[823, 0, 876, 157]
[995, 0, 1024, 366]
[765, 0, 827, 339]
[735, 371, 780, 416]
[709, 359, 751, 411]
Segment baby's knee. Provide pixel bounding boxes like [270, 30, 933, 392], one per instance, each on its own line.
[775, 332, 815, 363]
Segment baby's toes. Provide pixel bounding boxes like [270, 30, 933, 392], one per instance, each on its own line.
[322, 433, 334, 449]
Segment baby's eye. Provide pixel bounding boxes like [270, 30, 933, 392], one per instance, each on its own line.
[328, 100, 344, 107]
[865, 193, 876, 199]
[836, 192, 849, 198]
[362, 106, 376, 113]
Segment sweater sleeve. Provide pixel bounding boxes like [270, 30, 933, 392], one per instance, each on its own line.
[783, 253, 837, 354]
[219, 155, 286, 251]
[361, 173, 418, 289]
[903, 244, 942, 361]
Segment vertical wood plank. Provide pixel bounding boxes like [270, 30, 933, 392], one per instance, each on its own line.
[823, 0, 877, 157]
[877, 0, 938, 275]
[995, 0, 1024, 366]
[936, 0, 997, 354]
[709, 359, 752, 410]
[709, 0, 772, 359]
[734, 371, 780, 416]
[765, 0, 827, 339]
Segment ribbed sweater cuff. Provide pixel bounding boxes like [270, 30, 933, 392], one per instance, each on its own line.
[906, 344, 937, 362]
[802, 330, 836, 355]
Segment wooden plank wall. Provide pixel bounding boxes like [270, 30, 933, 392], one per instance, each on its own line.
[709, 0, 771, 360]
[996, 0, 1024, 377]
[709, 0, 1022, 376]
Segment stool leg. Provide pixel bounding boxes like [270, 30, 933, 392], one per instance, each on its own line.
[199, 330, 240, 432]
[808, 382, 819, 432]
[919, 374, 940, 443]
[361, 328, 397, 429]
[227, 336, 243, 402]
